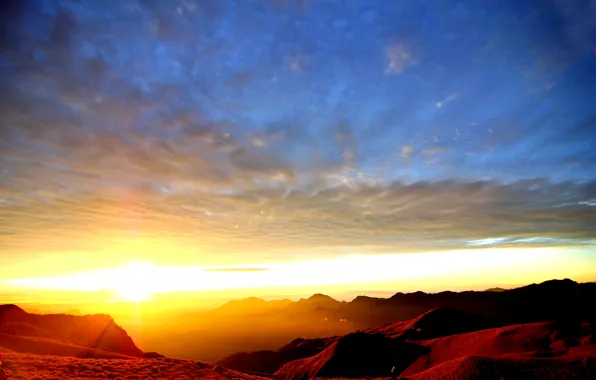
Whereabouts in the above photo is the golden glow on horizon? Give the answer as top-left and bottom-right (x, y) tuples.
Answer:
(110, 262), (156, 303)
(4, 246), (595, 303)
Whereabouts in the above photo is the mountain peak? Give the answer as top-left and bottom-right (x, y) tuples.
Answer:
(517, 278), (580, 293)
(308, 293), (336, 301)
(485, 287), (507, 292)
(541, 278), (577, 286)
(0, 304), (27, 317)
(243, 296), (267, 303)
(352, 295), (378, 302)
(214, 297), (270, 313)
(0, 303), (25, 311)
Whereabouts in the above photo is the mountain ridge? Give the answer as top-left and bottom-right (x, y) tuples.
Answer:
(0, 304), (145, 358)
(217, 278), (585, 309)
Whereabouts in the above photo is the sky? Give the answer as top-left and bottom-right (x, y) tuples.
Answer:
(1, 0), (596, 304)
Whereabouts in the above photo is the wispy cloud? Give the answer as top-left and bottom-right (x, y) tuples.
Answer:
(203, 267), (270, 272)
(384, 41), (415, 74)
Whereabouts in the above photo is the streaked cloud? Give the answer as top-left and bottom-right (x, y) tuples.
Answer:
(435, 93), (459, 109)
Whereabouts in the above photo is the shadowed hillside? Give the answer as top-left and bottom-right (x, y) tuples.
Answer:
(276, 332), (429, 379)
(366, 307), (495, 340)
(218, 336), (338, 374)
(219, 308), (493, 374)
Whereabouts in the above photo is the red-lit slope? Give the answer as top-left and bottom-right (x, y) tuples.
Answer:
(0, 304), (143, 358)
(275, 312), (596, 379)
(402, 320), (596, 377)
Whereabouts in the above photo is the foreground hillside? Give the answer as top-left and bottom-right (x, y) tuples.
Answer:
(274, 316), (596, 379)
(0, 350), (270, 380)
(216, 307), (596, 379)
(0, 305), (273, 379)
(2, 311), (594, 380)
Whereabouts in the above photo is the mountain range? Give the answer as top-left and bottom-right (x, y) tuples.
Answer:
(213, 279), (596, 328)
(1, 278), (595, 379)
(217, 279), (596, 373)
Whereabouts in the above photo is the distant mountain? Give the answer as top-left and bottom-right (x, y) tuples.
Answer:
(484, 287), (507, 292)
(217, 278), (596, 329)
(0, 304), (145, 358)
(212, 297), (294, 315)
(218, 279), (596, 372)
(299, 293), (341, 308)
(213, 293), (343, 315)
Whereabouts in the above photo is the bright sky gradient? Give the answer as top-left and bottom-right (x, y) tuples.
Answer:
(1, 0), (596, 303)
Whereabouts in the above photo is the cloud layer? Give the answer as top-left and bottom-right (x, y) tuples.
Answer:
(1, 0), (595, 269)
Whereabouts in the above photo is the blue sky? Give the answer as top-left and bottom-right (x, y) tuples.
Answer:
(0, 0), (595, 276)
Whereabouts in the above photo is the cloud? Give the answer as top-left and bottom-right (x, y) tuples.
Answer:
(435, 93), (459, 108)
(384, 41), (415, 74)
(229, 147), (294, 179)
(466, 236), (591, 248)
(0, 0), (595, 269)
(203, 267), (269, 272)
(2, 174), (596, 259)
(401, 145), (413, 159)
(421, 147), (443, 156)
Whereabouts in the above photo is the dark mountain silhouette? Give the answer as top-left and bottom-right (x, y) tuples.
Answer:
(0, 304), (144, 358)
(485, 287), (507, 292)
(217, 279), (596, 328)
(218, 279), (596, 373)
(276, 332), (429, 380)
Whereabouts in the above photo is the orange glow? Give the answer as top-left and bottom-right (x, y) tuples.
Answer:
(3, 246), (596, 307)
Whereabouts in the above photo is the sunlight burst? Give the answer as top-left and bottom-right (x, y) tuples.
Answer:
(111, 262), (158, 302)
